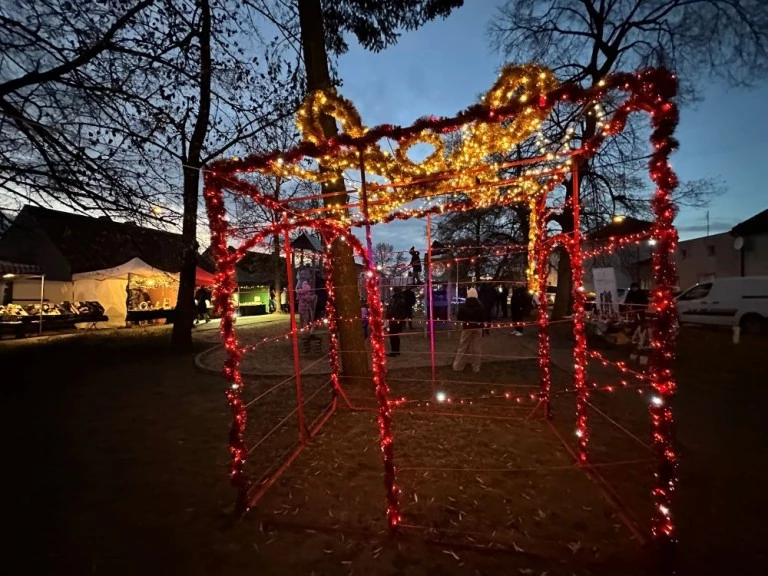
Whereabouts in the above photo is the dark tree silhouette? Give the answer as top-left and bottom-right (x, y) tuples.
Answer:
(489, 0), (768, 318)
(0, 0), (165, 223)
(2, 0), (301, 347)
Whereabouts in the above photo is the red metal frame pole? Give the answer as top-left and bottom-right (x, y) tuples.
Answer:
(426, 213), (436, 397)
(534, 194), (552, 419)
(570, 162), (589, 462)
(321, 250), (342, 402)
(359, 151), (401, 531)
(645, 88), (681, 570)
(283, 214), (308, 445)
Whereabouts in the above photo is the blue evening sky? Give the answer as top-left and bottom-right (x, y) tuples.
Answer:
(334, 0), (768, 250)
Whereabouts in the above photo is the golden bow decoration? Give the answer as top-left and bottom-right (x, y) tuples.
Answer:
(261, 64), (561, 222)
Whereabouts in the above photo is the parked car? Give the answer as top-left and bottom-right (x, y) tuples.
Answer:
(676, 276), (768, 334)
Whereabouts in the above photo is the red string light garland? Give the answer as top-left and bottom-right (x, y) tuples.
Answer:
(202, 66), (680, 570)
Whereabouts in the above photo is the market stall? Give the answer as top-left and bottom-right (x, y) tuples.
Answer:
(2, 260), (108, 338)
(234, 284), (270, 316)
(72, 257), (179, 328)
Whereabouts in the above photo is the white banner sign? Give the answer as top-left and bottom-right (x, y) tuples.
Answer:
(592, 267), (619, 315)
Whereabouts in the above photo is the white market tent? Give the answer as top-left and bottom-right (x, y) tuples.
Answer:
(72, 257), (179, 328)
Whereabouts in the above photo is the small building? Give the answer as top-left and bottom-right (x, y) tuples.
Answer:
(731, 208), (768, 277)
(674, 207), (768, 289)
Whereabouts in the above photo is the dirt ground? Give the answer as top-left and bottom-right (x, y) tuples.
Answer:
(2, 317), (767, 575)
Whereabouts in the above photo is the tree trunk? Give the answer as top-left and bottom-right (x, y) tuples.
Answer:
(550, 112), (596, 320)
(297, 0), (369, 379)
(551, 243), (572, 319)
(171, 0), (212, 350)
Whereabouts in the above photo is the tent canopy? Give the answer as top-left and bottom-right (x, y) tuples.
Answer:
(72, 257), (178, 282)
(196, 266), (216, 286)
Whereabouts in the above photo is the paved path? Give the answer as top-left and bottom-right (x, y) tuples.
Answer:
(197, 319), (546, 376)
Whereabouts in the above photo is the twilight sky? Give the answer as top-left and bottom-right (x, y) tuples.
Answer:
(334, 0), (768, 251)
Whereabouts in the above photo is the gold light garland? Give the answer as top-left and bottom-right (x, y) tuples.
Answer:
(527, 196), (539, 293)
(263, 64), (565, 221)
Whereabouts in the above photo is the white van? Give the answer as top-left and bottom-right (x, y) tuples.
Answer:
(676, 276), (768, 334)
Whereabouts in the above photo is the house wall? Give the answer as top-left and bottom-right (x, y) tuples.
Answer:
(8, 279), (74, 303)
(744, 233), (768, 277)
(674, 232), (741, 290)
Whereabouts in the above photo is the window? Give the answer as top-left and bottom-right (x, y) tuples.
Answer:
(681, 248), (687, 260)
(678, 282), (712, 301)
(706, 245), (716, 257)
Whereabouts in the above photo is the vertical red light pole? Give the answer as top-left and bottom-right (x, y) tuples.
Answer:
(570, 162), (589, 462)
(426, 213), (436, 397)
(359, 152), (401, 531)
(202, 173), (248, 514)
(534, 193), (552, 419)
(283, 214), (308, 445)
(646, 83), (681, 570)
(322, 249), (341, 401)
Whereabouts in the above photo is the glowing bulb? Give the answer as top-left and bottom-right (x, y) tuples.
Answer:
(651, 396), (664, 407)
(575, 429), (583, 438)
(648, 239), (657, 246)
(436, 391), (447, 403)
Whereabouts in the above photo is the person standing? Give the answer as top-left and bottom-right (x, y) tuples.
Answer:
(478, 283), (496, 335)
(269, 285), (277, 313)
(280, 287), (287, 312)
(500, 284), (510, 318)
(510, 285), (529, 336)
(314, 275), (328, 320)
(385, 287), (408, 357)
(194, 285), (210, 324)
(403, 285), (416, 330)
(453, 288), (485, 373)
(409, 247), (422, 284)
(622, 282), (648, 317)
(297, 281), (316, 328)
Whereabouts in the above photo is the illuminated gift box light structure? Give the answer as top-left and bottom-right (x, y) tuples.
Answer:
(203, 64), (680, 568)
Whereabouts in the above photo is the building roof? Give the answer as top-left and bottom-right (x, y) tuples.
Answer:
(235, 250), (286, 285)
(732, 208), (768, 237)
(291, 231), (323, 253)
(200, 246), (287, 286)
(2, 205), (186, 275)
(0, 260), (43, 276)
(588, 216), (654, 241)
